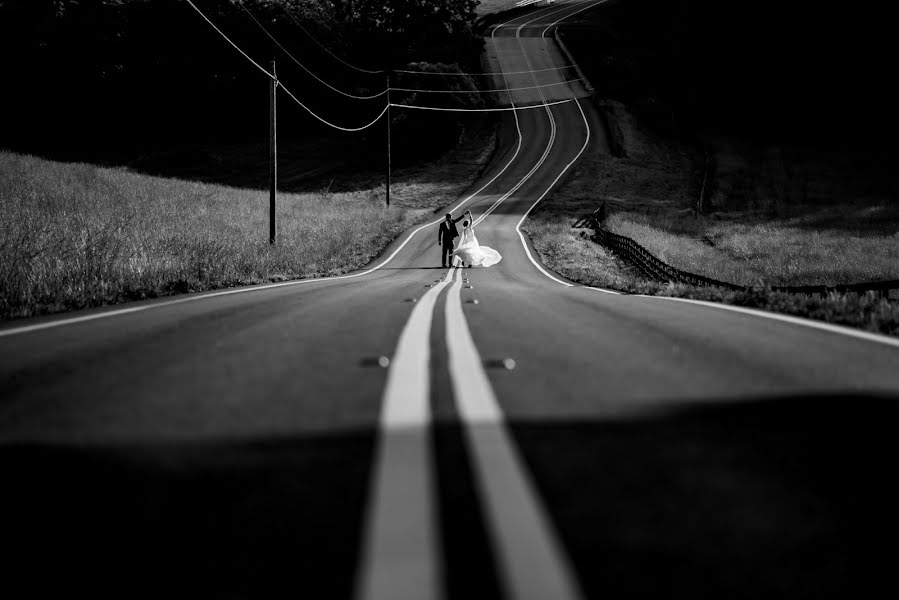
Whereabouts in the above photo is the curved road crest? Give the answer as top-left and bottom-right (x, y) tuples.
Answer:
(2, 1), (899, 599)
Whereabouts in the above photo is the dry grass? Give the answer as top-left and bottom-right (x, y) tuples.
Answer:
(522, 107), (899, 336)
(475, 0), (535, 16)
(608, 211), (899, 287)
(525, 208), (899, 337)
(532, 100), (899, 288)
(522, 217), (639, 290)
(0, 126), (496, 320)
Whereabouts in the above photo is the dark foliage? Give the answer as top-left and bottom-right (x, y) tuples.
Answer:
(563, 0), (898, 149)
(337, 0), (483, 68)
(0, 0), (486, 170)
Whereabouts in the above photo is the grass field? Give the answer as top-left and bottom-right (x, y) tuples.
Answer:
(536, 99), (899, 288)
(523, 133), (899, 336)
(475, 0), (534, 16)
(540, 0), (899, 285)
(0, 125), (496, 320)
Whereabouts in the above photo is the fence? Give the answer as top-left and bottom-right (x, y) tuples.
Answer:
(582, 207), (899, 300)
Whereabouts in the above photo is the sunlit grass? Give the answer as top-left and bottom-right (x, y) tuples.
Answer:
(0, 129), (495, 319)
(475, 0), (533, 16)
(606, 210), (899, 287)
(525, 209), (899, 336)
(523, 148), (899, 336)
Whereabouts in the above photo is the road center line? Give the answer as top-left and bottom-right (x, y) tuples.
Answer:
(355, 267), (455, 600)
(444, 267), (583, 600)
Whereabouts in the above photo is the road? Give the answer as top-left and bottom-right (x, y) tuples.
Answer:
(2, 1), (899, 598)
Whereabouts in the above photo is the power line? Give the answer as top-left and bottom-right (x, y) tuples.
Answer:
(239, 1), (584, 98)
(390, 99), (573, 112)
(239, 0), (579, 100)
(277, 2), (385, 75)
(241, 0), (590, 100)
(184, 0), (388, 132)
(185, 1), (581, 128)
(184, 0), (272, 80)
(281, 86), (390, 131)
(273, 2), (579, 79)
(238, 0), (388, 100)
(394, 64), (575, 76)
(391, 77), (584, 94)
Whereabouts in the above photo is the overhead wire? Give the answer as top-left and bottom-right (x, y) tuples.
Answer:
(185, 0), (583, 124)
(184, 0), (274, 81)
(237, 0), (388, 100)
(247, 0), (586, 94)
(271, 0), (577, 80)
(393, 64), (575, 76)
(243, 0), (585, 96)
(184, 0), (388, 132)
(271, 1), (579, 79)
(276, 1), (385, 75)
(391, 77), (584, 94)
(280, 86), (391, 131)
(392, 99), (573, 112)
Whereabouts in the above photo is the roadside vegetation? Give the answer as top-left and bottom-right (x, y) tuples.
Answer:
(0, 0), (487, 177)
(0, 124), (496, 320)
(524, 121), (899, 337)
(525, 0), (899, 336)
(0, 0), (499, 320)
(525, 166), (899, 337)
(475, 0), (527, 15)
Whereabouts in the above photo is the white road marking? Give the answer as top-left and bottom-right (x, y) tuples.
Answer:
(0, 208), (476, 338)
(478, 0), (621, 294)
(444, 267), (583, 600)
(513, 0), (619, 293)
(473, 6), (566, 228)
(0, 3), (608, 340)
(640, 295), (899, 350)
(355, 267), (456, 600)
(584, 285), (621, 295)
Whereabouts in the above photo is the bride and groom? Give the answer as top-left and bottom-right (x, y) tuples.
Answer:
(437, 210), (502, 269)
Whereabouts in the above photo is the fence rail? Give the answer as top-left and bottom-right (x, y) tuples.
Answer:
(583, 210), (899, 300)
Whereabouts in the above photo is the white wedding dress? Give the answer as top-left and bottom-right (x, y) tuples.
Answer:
(451, 223), (502, 267)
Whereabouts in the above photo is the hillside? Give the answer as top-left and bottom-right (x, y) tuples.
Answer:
(539, 0), (899, 286)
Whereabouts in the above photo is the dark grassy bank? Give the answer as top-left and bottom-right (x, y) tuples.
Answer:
(524, 0), (899, 336)
(559, 0), (899, 215)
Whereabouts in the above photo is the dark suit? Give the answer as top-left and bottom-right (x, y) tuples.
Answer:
(438, 215), (465, 267)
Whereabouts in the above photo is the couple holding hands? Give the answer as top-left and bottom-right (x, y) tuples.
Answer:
(437, 210), (502, 269)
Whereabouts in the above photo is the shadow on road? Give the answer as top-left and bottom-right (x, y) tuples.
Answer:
(2, 392), (896, 599)
(509, 391), (899, 599)
(1, 431), (376, 600)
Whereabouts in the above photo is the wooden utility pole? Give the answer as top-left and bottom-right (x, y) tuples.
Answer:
(385, 71), (391, 207)
(270, 60), (277, 244)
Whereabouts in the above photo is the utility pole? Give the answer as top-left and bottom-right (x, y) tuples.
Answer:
(385, 71), (391, 207)
(269, 60), (277, 244)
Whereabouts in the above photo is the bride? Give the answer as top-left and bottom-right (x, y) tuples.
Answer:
(452, 210), (502, 268)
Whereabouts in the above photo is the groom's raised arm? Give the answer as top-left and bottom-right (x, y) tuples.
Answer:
(452, 214), (465, 223)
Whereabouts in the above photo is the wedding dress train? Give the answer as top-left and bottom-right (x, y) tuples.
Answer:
(451, 224), (502, 267)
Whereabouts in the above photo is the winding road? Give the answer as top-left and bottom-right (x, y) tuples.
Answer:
(2, 1), (899, 598)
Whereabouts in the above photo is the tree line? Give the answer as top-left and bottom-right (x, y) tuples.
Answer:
(0, 0), (488, 165)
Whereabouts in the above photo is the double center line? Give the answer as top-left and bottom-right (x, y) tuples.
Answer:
(355, 264), (581, 600)
(357, 4), (604, 597)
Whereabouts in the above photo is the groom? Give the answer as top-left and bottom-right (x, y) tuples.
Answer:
(437, 212), (465, 268)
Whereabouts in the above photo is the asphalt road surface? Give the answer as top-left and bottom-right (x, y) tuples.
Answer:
(2, 1), (899, 599)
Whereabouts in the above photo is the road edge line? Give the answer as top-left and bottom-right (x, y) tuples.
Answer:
(639, 294), (899, 349)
